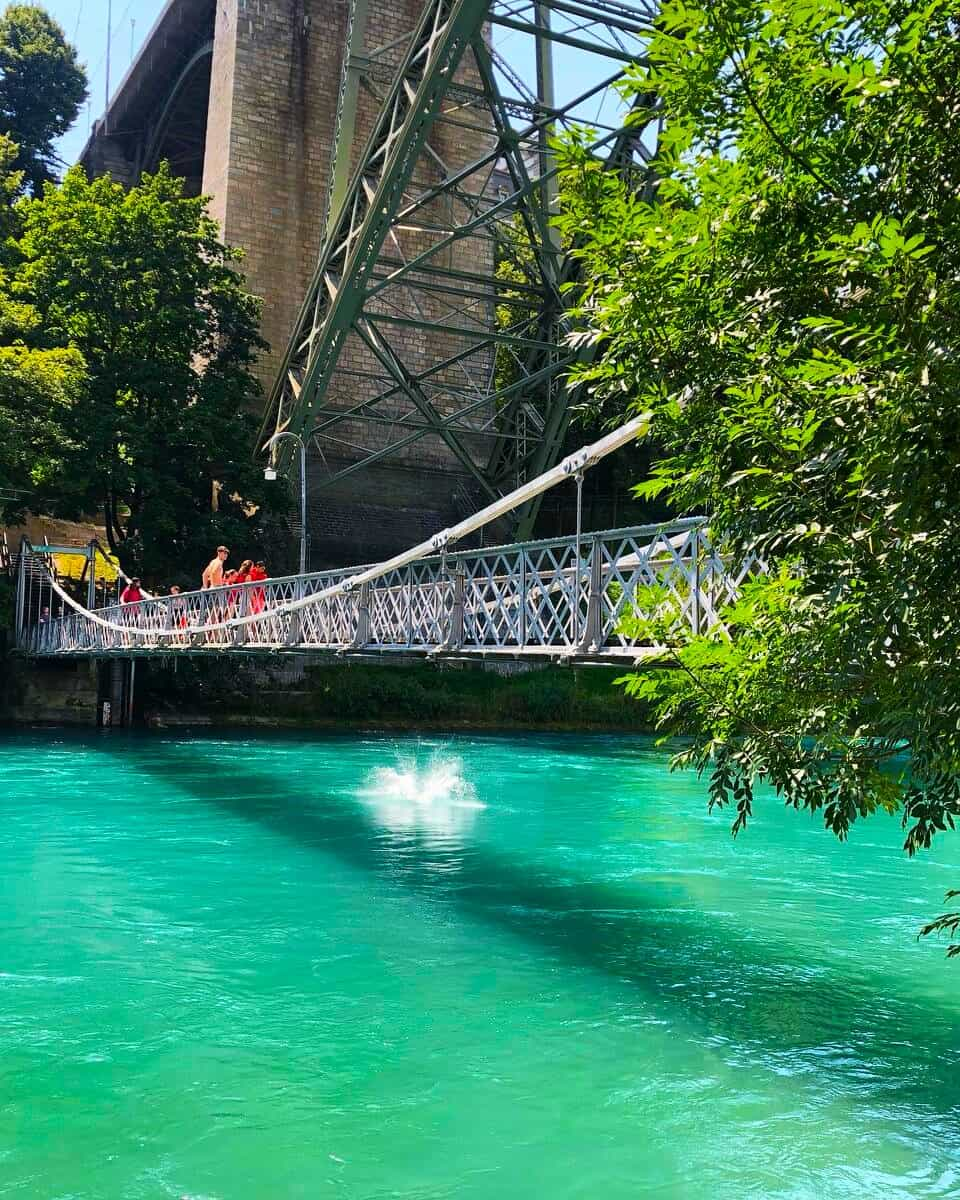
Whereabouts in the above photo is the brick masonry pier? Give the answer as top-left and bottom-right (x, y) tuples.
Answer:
(81, 0), (493, 566)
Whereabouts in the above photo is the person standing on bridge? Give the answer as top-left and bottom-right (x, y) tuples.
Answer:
(202, 546), (229, 590)
(249, 560), (268, 617)
(120, 577), (144, 605)
(201, 546), (230, 643)
(120, 577), (145, 646)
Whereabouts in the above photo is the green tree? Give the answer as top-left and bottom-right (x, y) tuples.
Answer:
(557, 0), (960, 948)
(11, 163), (282, 580)
(0, 133), (85, 515)
(0, 343), (86, 512)
(0, 4), (86, 193)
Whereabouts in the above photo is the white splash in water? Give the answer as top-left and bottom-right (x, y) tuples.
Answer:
(358, 752), (484, 840)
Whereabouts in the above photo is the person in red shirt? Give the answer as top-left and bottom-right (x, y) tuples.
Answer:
(227, 559), (252, 618)
(120, 577), (144, 642)
(120, 577), (144, 604)
(223, 568), (243, 618)
(249, 560), (268, 615)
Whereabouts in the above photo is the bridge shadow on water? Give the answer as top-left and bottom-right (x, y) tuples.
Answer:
(99, 736), (960, 1121)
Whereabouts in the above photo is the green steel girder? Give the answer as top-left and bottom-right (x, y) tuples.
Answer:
(260, 0), (658, 537)
(302, 352), (580, 492)
(261, 0), (490, 438)
(355, 317), (500, 500)
(324, 0), (371, 238)
(489, 15), (641, 62)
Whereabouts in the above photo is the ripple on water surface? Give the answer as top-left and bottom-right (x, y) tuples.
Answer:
(0, 730), (958, 1200)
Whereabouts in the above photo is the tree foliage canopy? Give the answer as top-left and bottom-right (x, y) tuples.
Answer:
(6, 164), (282, 579)
(557, 0), (960, 947)
(0, 3), (86, 193)
(0, 6), (286, 587)
(0, 132), (85, 515)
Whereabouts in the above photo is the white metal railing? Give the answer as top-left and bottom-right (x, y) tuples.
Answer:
(12, 416), (763, 661)
(17, 519), (761, 660)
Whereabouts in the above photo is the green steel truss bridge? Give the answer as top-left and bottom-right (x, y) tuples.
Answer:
(14, 421), (761, 664)
(259, 0), (659, 538)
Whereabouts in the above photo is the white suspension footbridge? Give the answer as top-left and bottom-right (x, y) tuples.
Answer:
(13, 419), (760, 665)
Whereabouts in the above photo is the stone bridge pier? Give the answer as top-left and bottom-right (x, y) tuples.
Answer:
(82, 0), (493, 567)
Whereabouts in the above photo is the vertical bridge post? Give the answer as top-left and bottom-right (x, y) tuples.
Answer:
(352, 581), (371, 649)
(286, 578), (303, 646)
(577, 536), (604, 653)
(233, 587), (249, 646)
(518, 550), (527, 649)
(444, 564), (465, 651)
(691, 525), (703, 637)
(15, 537), (26, 647)
(86, 540), (97, 611)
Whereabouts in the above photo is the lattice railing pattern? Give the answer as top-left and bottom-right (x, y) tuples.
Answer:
(20, 520), (763, 660)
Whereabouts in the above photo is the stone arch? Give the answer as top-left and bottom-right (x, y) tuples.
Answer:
(141, 41), (214, 196)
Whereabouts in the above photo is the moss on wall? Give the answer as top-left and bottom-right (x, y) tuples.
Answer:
(1, 656), (99, 726)
(140, 656), (654, 732)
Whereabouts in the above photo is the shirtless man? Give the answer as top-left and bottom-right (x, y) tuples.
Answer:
(202, 546), (229, 590)
(201, 546), (230, 643)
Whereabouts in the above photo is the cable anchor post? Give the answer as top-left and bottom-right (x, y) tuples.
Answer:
(573, 469), (585, 648)
(351, 581), (372, 649)
(441, 546), (465, 652)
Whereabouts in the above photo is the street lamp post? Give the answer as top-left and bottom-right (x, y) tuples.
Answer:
(262, 431), (307, 577)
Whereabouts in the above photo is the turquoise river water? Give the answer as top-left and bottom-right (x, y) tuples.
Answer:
(0, 729), (958, 1199)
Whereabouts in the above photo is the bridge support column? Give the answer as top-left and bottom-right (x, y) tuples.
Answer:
(100, 662), (136, 724)
(127, 659), (137, 727)
(101, 658), (137, 728)
(86, 540), (97, 611)
(109, 660), (124, 725)
(14, 540), (26, 646)
(519, 551), (527, 649)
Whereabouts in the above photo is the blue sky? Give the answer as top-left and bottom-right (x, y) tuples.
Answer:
(45, 0), (632, 171)
(47, 0), (167, 167)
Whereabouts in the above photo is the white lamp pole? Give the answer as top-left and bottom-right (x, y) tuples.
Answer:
(262, 431), (307, 576)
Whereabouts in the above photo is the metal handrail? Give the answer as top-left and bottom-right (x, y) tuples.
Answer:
(19, 521), (761, 659)
(19, 415), (655, 641)
(13, 414), (764, 659)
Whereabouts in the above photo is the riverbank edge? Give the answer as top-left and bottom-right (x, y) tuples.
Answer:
(143, 713), (656, 734)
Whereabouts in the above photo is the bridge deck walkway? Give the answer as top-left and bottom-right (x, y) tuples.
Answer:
(13, 421), (760, 666)
(16, 518), (756, 665)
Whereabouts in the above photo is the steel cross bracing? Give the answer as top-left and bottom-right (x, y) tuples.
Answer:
(259, 0), (659, 537)
(17, 522), (764, 662)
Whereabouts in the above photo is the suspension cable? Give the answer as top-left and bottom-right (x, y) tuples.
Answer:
(24, 414), (651, 641)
